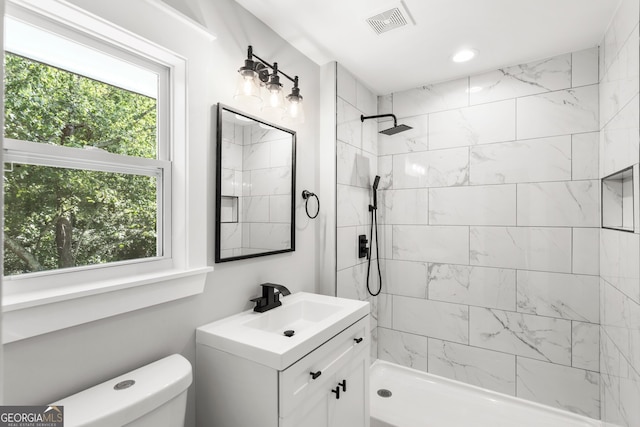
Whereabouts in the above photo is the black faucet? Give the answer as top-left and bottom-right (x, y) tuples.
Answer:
(250, 283), (291, 313)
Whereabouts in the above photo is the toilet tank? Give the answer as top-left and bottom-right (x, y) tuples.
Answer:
(51, 354), (192, 427)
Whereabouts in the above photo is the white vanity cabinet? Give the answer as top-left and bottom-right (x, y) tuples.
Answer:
(196, 315), (370, 427)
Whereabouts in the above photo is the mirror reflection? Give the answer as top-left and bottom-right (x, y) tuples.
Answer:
(216, 104), (296, 262)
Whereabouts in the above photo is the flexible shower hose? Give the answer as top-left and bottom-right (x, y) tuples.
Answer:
(366, 207), (382, 296)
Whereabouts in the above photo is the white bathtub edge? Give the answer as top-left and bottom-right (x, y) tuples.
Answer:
(370, 359), (605, 427)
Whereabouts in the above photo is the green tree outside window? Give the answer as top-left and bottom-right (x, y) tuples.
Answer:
(4, 53), (159, 275)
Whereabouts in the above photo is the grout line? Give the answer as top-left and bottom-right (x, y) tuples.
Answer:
(514, 96), (518, 142)
(571, 227), (574, 274)
(570, 50), (574, 88)
(515, 355), (518, 397)
(570, 320), (574, 368)
(515, 183), (519, 227)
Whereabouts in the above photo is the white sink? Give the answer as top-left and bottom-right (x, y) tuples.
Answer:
(243, 299), (343, 334)
(196, 292), (369, 370)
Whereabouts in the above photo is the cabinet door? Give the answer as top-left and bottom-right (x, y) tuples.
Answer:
(280, 386), (330, 427)
(282, 347), (369, 427)
(328, 347), (369, 427)
(279, 317), (369, 419)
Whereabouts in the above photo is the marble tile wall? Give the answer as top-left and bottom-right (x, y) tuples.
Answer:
(335, 64), (380, 360)
(219, 123), (244, 257)
(599, 0), (640, 426)
(219, 123), (293, 256)
(375, 47), (602, 418)
(242, 128), (293, 252)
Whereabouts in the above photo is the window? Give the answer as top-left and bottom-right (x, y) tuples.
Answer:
(4, 14), (171, 281)
(2, 0), (211, 343)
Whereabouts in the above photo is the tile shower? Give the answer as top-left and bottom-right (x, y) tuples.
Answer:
(333, 0), (640, 424)
(376, 46), (601, 418)
(219, 121), (293, 257)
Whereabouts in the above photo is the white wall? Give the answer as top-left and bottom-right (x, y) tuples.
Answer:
(2, 1), (320, 426)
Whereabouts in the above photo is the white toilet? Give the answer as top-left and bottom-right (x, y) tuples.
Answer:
(51, 354), (192, 427)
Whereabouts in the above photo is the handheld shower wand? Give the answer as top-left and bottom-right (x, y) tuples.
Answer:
(367, 175), (382, 296)
(370, 175), (380, 211)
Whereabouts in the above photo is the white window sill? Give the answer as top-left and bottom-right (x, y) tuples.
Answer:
(2, 267), (212, 343)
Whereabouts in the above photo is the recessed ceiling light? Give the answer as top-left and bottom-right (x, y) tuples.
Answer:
(452, 49), (477, 63)
(467, 86), (483, 93)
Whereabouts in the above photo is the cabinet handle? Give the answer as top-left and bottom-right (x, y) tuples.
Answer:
(331, 386), (340, 399)
(339, 379), (347, 392)
(310, 371), (322, 380)
(354, 337), (363, 344)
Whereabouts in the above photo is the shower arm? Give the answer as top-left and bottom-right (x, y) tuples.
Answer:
(360, 113), (398, 127)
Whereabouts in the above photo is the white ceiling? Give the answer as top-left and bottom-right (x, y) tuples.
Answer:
(233, 0), (620, 95)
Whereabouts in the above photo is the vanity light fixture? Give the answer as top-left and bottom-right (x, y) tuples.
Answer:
(234, 45), (305, 123)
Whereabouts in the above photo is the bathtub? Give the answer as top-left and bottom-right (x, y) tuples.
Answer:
(370, 360), (603, 427)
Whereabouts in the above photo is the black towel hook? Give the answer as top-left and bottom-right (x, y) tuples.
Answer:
(301, 190), (320, 219)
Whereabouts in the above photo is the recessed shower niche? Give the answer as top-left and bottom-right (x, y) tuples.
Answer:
(602, 166), (636, 232)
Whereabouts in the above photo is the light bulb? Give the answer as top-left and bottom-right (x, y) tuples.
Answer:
(289, 101), (299, 118)
(285, 95), (304, 124)
(261, 85), (285, 121)
(269, 90), (281, 108)
(242, 77), (255, 96)
(234, 73), (261, 108)
(285, 76), (304, 124)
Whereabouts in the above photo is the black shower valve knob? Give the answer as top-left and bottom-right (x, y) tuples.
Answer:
(358, 234), (369, 258)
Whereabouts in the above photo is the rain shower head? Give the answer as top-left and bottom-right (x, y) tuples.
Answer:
(360, 114), (412, 135)
(380, 123), (413, 135)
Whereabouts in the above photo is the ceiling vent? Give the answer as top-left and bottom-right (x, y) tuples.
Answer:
(365, 1), (414, 35)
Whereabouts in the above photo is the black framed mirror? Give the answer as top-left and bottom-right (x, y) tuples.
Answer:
(215, 103), (296, 262)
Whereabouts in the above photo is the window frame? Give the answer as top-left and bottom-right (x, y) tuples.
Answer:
(3, 137), (173, 280)
(2, 0), (211, 343)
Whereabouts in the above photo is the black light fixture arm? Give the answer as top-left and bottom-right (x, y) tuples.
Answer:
(361, 113), (398, 127)
(246, 45), (298, 85)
